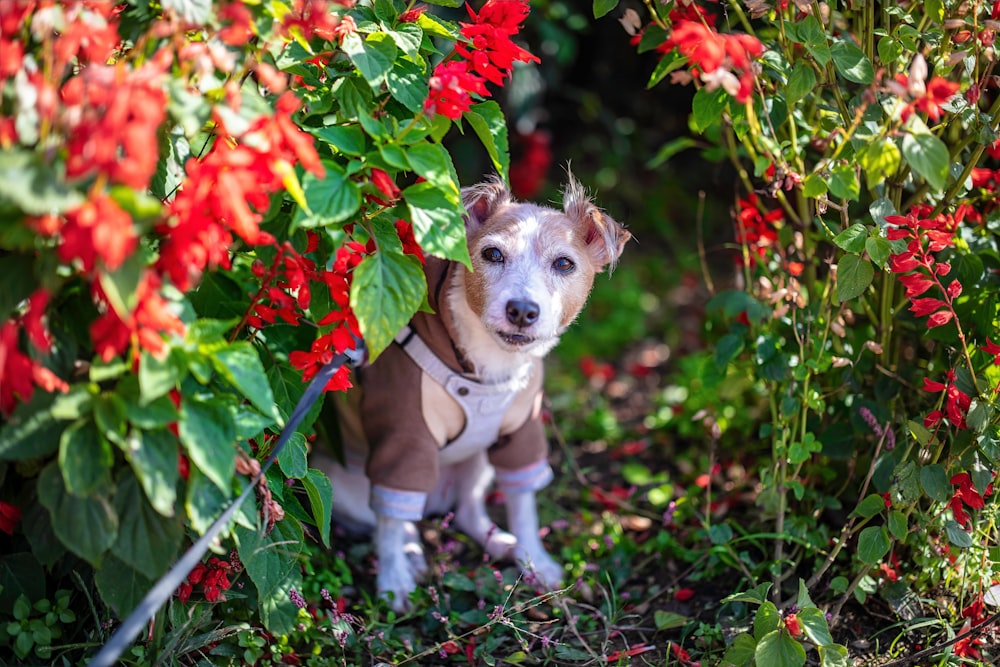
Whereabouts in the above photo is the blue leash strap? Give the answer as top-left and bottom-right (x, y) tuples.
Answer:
(87, 346), (359, 667)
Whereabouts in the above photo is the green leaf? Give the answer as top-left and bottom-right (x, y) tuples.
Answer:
(857, 525), (890, 564)
(124, 429), (179, 517)
(802, 173), (828, 198)
(0, 254), (36, 322)
(113, 472), (183, 580)
(865, 236), (892, 268)
(756, 629), (806, 667)
(653, 610), (688, 630)
(828, 163), (860, 201)
(405, 142), (460, 195)
(185, 468), (233, 536)
(877, 36), (903, 66)
(312, 125), (367, 156)
(851, 493), (886, 519)
(818, 643), (850, 667)
(351, 251), (426, 359)
(37, 463), (117, 565)
(179, 396), (236, 493)
(837, 254), (873, 302)
(97, 250), (145, 319)
(277, 432), (309, 480)
(0, 150), (83, 215)
(341, 32), (397, 90)
(58, 419), (113, 497)
(295, 161), (362, 229)
(139, 350), (182, 404)
(647, 137), (698, 169)
(404, 181), (470, 265)
(925, 0), (944, 22)
(237, 519), (305, 634)
(123, 392), (177, 430)
(945, 519), (974, 548)
(212, 342), (281, 422)
(831, 39), (874, 84)
(647, 50), (686, 88)
(387, 23), (422, 57)
(754, 601), (780, 641)
(691, 87), (729, 134)
(833, 223), (868, 253)
(919, 464), (950, 502)
(786, 64), (817, 106)
(901, 132), (949, 191)
(888, 510), (908, 541)
(722, 582), (772, 605)
(714, 333), (745, 369)
(797, 607), (834, 646)
(593, 0), (619, 18)
(0, 554), (46, 616)
(721, 633), (756, 666)
(797, 14), (831, 67)
(302, 469), (333, 548)
(0, 391), (64, 461)
(386, 57), (428, 113)
(94, 553), (153, 618)
(466, 101), (510, 183)
(858, 138), (901, 188)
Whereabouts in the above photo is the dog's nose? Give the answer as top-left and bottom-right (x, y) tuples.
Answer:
(506, 299), (540, 327)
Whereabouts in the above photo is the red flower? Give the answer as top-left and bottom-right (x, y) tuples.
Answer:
(0, 320), (69, 415)
(980, 337), (1000, 365)
(370, 168), (402, 204)
(922, 370), (972, 431)
(61, 61), (168, 191)
(510, 129), (551, 199)
(399, 5), (428, 23)
(914, 77), (960, 122)
(176, 557), (234, 603)
(734, 193), (782, 266)
(953, 620), (985, 659)
(456, 0), (540, 86)
(395, 219), (425, 264)
(662, 21), (762, 102)
(218, 2), (256, 46)
(60, 195), (138, 273)
(949, 472), (989, 527)
(90, 271), (186, 362)
(784, 612), (802, 637)
(674, 587), (696, 601)
(0, 501), (21, 535)
(424, 60), (488, 120)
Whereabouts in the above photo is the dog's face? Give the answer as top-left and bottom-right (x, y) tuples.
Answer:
(458, 174), (630, 356)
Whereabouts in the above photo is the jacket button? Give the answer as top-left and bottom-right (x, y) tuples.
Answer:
(457, 386), (469, 396)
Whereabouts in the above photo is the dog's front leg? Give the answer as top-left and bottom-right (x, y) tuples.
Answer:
(505, 490), (564, 589)
(374, 516), (427, 612)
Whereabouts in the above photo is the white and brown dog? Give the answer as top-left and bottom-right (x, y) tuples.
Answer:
(313, 173), (629, 611)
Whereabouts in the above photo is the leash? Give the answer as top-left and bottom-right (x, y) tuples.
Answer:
(87, 341), (365, 667)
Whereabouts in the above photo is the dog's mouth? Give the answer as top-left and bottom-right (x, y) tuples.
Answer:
(495, 331), (536, 347)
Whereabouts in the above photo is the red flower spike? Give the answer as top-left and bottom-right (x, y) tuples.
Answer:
(0, 501), (21, 535)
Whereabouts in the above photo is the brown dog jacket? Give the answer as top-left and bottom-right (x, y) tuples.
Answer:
(336, 256), (553, 520)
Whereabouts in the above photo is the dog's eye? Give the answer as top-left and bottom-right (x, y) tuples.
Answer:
(481, 247), (504, 263)
(552, 257), (575, 274)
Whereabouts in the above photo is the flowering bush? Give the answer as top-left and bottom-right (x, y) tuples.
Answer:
(0, 0), (539, 659)
(610, 0), (1000, 662)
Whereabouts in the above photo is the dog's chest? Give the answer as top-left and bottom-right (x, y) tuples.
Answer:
(419, 360), (540, 464)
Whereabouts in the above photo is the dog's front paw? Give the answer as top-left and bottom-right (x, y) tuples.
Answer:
(376, 557), (418, 612)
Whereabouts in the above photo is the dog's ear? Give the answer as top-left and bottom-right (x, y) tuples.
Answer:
(461, 176), (512, 231)
(562, 173), (631, 272)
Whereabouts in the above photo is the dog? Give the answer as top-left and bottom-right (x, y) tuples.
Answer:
(312, 173), (629, 611)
